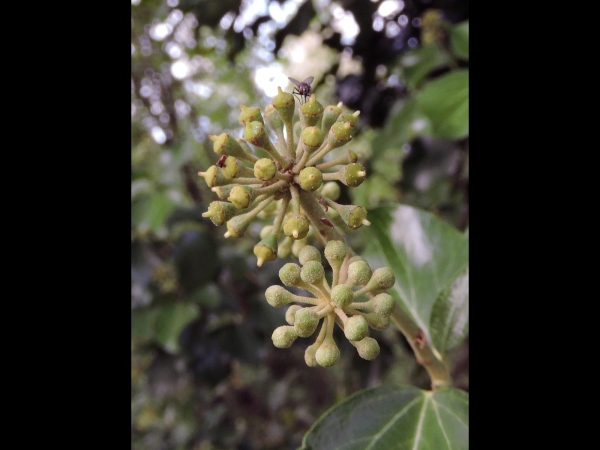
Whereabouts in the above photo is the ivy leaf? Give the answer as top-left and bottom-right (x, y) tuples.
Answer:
(416, 70), (469, 140)
(301, 386), (468, 450)
(154, 303), (200, 353)
(364, 205), (468, 352)
(401, 43), (452, 89)
(450, 21), (469, 60)
(430, 267), (469, 352)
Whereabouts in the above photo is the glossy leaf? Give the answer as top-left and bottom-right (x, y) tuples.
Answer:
(365, 205), (468, 351)
(430, 267), (469, 352)
(416, 70), (469, 140)
(450, 21), (469, 60)
(301, 385), (468, 450)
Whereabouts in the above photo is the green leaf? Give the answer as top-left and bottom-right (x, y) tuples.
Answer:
(401, 44), (451, 89)
(301, 386), (468, 450)
(430, 267), (469, 352)
(416, 70), (469, 140)
(364, 205), (468, 352)
(154, 303), (200, 353)
(450, 21), (469, 60)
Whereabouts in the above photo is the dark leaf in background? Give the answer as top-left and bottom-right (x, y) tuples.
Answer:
(173, 229), (219, 294)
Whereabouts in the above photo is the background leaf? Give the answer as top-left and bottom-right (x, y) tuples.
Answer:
(416, 70), (469, 140)
(450, 21), (469, 60)
(430, 267), (469, 352)
(301, 385), (468, 450)
(365, 205), (468, 351)
(154, 302), (200, 353)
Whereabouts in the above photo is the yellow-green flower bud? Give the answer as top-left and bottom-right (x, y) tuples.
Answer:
(355, 336), (380, 360)
(372, 293), (396, 317)
(253, 234), (278, 267)
(291, 238), (308, 258)
(300, 126), (325, 153)
(279, 262), (302, 286)
(347, 260), (373, 286)
(299, 95), (324, 128)
(285, 304), (303, 325)
(300, 260), (325, 285)
(320, 181), (340, 200)
(327, 121), (354, 148)
(372, 268), (396, 290)
(321, 103), (343, 133)
(283, 215), (310, 240)
(364, 312), (391, 331)
(253, 158), (277, 181)
(304, 341), (320, 367)
(265, 285), (293, 307)
(224, 213), (255, 238)
(278, 236), (293, 258)
(272, 87), (295, 124)
(298, 245), (321, 265)
(243, 121), (273, 150)
(238, 105), (264, 125)
(331, 284), (353, 308)
(198, 165), (229, 188)
(336, 111), (360, 129)
(260, 225), (274, 239)
(220, 156), (238, 179)
(271, 325), (298, 348)
(315, 337), (340, 367)
(264, 103), (284, 134)
(294, 308), (319, 337)
(339, 163), (367, 187)
(334, 204), (369, 229)
(211, 185), (234, 200)
(324, 240), (347, 264)
(210, 133), (257, 162)
(227, 185), (255, 210)
(202, 201), (238, 226)
(344, 315), (369, 341)
(298, 167), (323, 191)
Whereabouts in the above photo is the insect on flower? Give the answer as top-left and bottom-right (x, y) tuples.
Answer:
(288, 76), (314, 105)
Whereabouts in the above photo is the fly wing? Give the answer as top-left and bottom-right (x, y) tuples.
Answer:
(302, 76), (314, 86)
(288, 77), (302, 87)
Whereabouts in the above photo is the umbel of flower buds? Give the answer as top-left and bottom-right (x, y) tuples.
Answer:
(266, 241), (396, 367)
(200, 88), (371, 266)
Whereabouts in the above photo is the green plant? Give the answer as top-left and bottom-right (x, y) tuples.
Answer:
(199, 83), (468, 448)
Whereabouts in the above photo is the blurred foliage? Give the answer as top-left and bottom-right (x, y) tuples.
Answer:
(132, 0), (468, 448)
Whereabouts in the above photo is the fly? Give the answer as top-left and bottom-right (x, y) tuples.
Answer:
(288, 76), (314, 105)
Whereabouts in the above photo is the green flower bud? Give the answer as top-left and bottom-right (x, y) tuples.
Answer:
(243, 121), (273, 150)
(285, 304), (303, 325)
(321, 103), (343, 133)
(225, 214), (252, 238)
(299, 95), (324, 128)
(202, 201), (238, 226)
(324, 240), (347, 265)
(333, 204), (370, 229)
(272, 87), (295, 124)
(211, 184), (234, 200)
(278, 236), (293, 258)
(265, 285), (293, 307)
(348, 150), (358, 163)
(315, 337), (340, 367)
(283, 215), (310, 240)
(300, 127), (325, 153)
(291, 238), (307, 258)
(330, 284), (354, 308)
(327, 121), (354, 149)
(298, 167), (323, 191)
(279, 263), (302, 286)
(320, 181), (341, 201)
(294, 308), (319, 337)
(304, 341), (320, 367)
(347, 256), (365, 265)
(300, 260), (325, 285)
(372, 293), (396, 317)
(198, 165), (229, 188)
(355, 336), (380, 360)
(220, 156), (238, 179)
(364, 312), (391, 331)
(210, 133), (256, 162)
(372, 268), (396, 290)
(227, 185), (255, 210)
(298, 245), (321, 265)
(339, 163), (367, 187)
(253, 158), (277, 181)
(344, 315), (369, 341)
(253, 234), (278, 267)
(271, 325), (298, 348)
(238, 105), (264, 125)
(347, 260), (373, 286)
(264, 102), (284, 134)
(336, 110), (360, 129)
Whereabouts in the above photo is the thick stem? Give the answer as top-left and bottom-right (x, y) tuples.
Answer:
(390, 307), (451, 390)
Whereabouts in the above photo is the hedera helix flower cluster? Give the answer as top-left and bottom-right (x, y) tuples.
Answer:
(199, 86), (396, 366)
